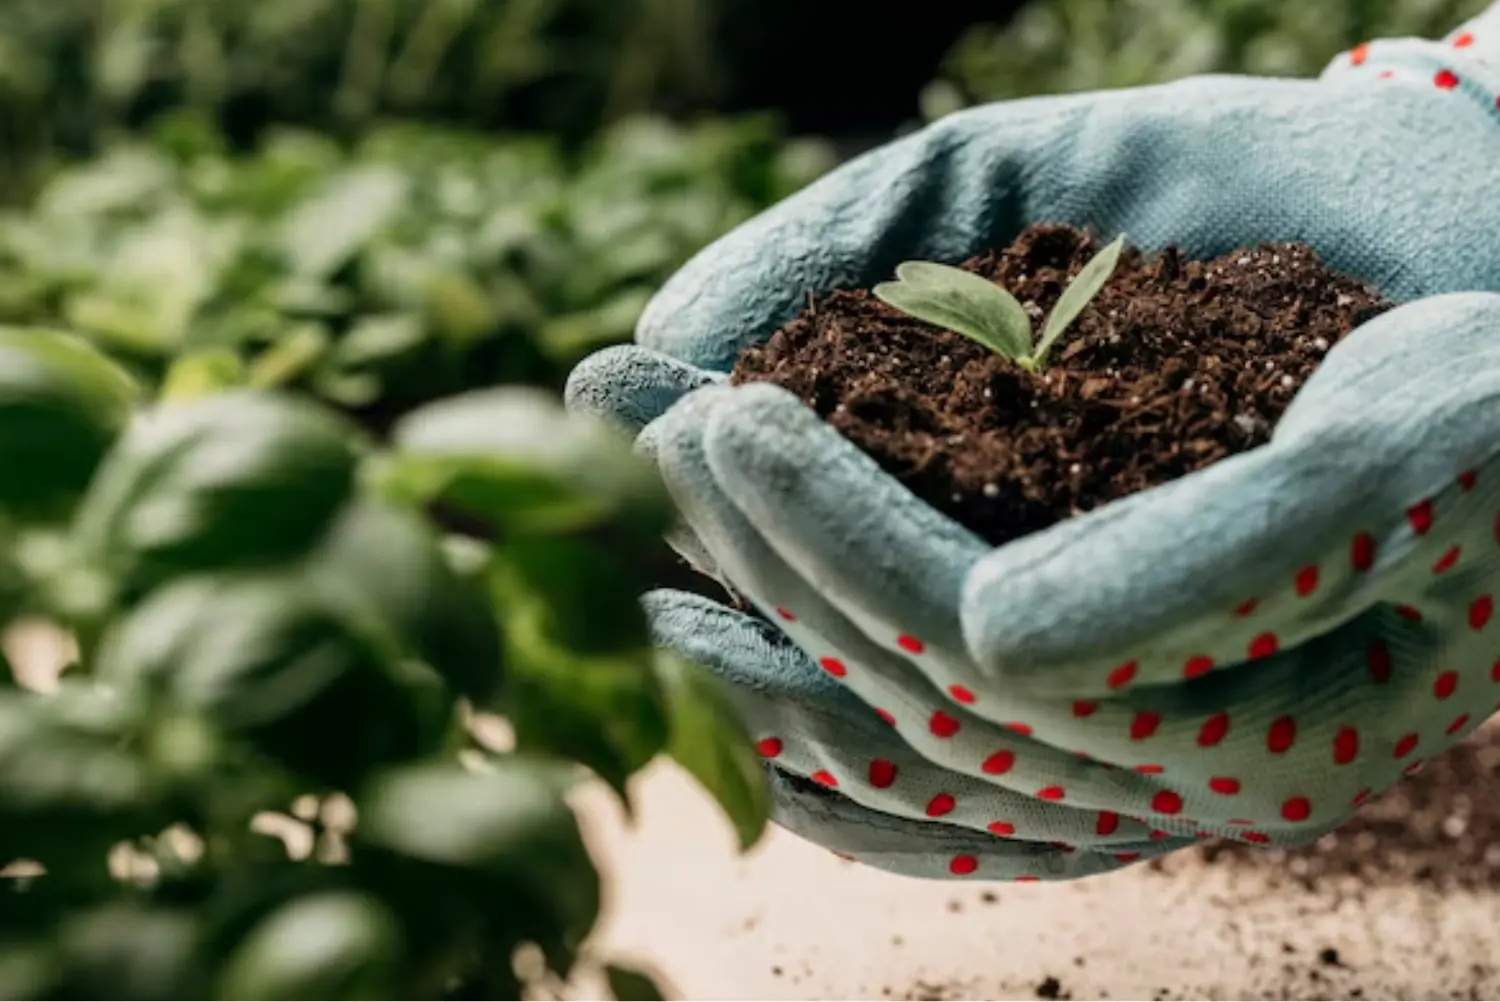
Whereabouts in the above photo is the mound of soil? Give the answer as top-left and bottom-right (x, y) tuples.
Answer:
(730, 223), (1390, 546)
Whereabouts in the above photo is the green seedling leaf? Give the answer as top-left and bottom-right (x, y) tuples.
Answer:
(73, 391), (361, 598)
(1032, 233), (1126, 367)
(95, 573), (446, 788)
(216, 893), (402, 1002)
(389, 387), (672, 537)
(874, 261), (1032, 359)
(656, 653), (769, 852)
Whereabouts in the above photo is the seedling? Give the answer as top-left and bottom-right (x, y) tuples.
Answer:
(873, 233), (1126, 371)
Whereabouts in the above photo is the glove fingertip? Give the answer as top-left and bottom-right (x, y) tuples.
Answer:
(642, 589), (852, 708)
(563, 344), (718, 435)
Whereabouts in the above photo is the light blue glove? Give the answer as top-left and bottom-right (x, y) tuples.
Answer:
(567, 5), (1500, 881)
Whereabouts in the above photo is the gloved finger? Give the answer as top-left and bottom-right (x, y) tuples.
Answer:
(562, 343), (719, 436)
(643, 589), (1192, 881)
(637, 76), (1500, 374)
(963, 293), (1500, 697)
(698, 381), (989, 678)
(649, 391), (1200, 836)
(762, 766), (1182, 883)
(682, 376), (1480, 840)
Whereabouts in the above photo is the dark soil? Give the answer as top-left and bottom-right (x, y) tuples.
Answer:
(1198, 722), (1500, 892)
(730, 223), (1391, 547)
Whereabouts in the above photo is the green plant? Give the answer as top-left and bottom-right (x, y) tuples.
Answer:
(872, 234), (1124, 370)
(0, 0), (728, 181)
(0, 325), (767, 999)
(922, 0), (1489, 116)
(0, 113), (832, 430)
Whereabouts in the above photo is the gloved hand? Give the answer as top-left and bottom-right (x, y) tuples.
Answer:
(567, 4), (1500, 881)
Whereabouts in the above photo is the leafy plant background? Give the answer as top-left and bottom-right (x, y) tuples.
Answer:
(923, 0), (1493, 118)
(0, 0), (1481, 999)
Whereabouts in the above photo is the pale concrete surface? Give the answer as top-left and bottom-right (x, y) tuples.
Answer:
(576, 762), (1500, 1001)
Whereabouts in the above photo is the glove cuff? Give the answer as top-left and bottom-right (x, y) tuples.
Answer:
(1320, 0), (1500, 120)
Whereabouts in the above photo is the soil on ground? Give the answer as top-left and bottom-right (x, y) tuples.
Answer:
(730, 223), (1391, 546)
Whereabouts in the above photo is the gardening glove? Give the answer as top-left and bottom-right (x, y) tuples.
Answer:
(566, 2), (1500, 882)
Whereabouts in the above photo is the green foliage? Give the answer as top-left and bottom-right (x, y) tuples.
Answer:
(925, 0), (1490, 112)
(0, 0), (728, 177)
(873, 235), (1124, 370)
(0, 327), (769, 999)
(0, 113), (832, 428)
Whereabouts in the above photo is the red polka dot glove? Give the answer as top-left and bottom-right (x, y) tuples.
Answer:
(567, 3), (1500, 882)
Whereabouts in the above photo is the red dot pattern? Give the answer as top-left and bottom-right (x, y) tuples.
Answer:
(930, 711), (960, 738)
(761, 462), (1500, 868)
(1472, 595), (1494, 630)
(1248, 632), (1279, 659)
(1333, 726), (1359, 765)
(1433, 546), (1461, 574)
(981, 750), (1015, 775)
(1130, 711), (1161, 741)
(1434, 671), (1458, 700)
(1198, 712), (1230, 747)
(1267, 716), (1297, 754)
(1183, 655), (1215, 679)
(926, 792), (956, 817)
(1435, 68), (1460, 89)
(1107, 660), (1137, 689)
(1408, 499), (1434, 534)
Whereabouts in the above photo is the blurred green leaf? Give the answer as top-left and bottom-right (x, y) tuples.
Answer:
(389, 386), (672, 536)
(608, 963), (668, 1001)
(216, 892), (402, 1001)
(278, 165), (409, 278)
(53, 904), (204, 1001)
(95, 572), (447, 787)
(0, 685), (163, 864)
(656, 653), (769, 852)
(73, 390), (361, 597)
(309, 499), (504, 704)
(491, 539), (667, 793)
(159, 348), (247, 401)
(358, 758), (601, 968)
(0, 327), (141, 521)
